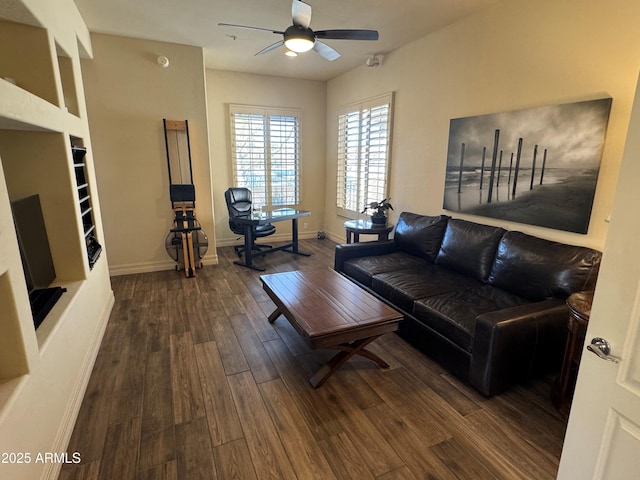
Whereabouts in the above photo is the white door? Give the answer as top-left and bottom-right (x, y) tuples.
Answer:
(557, 76), (640, 479)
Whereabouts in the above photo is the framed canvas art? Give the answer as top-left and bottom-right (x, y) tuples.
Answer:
(443, 98), (612, 233)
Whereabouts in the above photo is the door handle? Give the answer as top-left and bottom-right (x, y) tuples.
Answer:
(587, 337), (620, 363)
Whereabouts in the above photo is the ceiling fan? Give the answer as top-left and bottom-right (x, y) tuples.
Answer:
(218, 0), (379, 61)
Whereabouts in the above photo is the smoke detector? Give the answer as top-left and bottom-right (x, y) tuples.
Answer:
(157, 56), (170, 68)
(365, 54), (382, 67)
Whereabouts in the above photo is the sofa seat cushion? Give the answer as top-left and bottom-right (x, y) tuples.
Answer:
(412, 286), (530, 352)
(488, 231), (602, 301)
(342, 252), (430, 287)
(371, 265), (482, 312)
(435, 219), (506, 282)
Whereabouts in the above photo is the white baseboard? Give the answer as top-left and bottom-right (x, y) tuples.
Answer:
(109, 252), (219, 277)
(325, 231), (345, 244)
(110, 231), (327, 276)
(41, 291), (114, 480)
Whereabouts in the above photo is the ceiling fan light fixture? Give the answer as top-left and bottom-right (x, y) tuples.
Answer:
(220, 1), (380, 62)
(285, 49), (298, 57)
(284, 26), (315, 52)
(285, 38), (314, 52)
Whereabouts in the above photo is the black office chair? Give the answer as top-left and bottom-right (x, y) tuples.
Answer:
(224, 187), (276, 257)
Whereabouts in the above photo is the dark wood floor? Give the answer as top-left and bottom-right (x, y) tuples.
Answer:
(60, 238), (567, 480)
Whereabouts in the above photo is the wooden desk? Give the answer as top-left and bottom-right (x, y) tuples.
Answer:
(344, 219), (393, 244)
(232, 208), (311, 271)
(261, 269), (402, 388)
(552, 291), (593, 415)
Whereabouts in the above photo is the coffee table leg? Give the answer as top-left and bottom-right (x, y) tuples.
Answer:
(309, 335), (388, 388)
(267, 307), (282, 324)
(331, 343), (390, 367)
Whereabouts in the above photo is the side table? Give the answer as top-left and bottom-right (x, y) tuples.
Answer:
(344, 219), (393, 244)
(552, 291), (593, 416)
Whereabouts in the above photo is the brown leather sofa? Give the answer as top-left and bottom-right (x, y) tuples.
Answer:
(334, 212), (602, 396)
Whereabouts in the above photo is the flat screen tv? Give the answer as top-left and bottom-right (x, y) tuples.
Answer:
(11, 194), (64, 329)
(11, 194), (56, 291)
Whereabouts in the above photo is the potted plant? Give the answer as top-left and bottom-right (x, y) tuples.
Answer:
(362, 198), (393, 226)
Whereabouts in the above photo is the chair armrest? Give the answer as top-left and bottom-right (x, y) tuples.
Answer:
(469, 298), (568, 396)
(334, 240), (398, 271)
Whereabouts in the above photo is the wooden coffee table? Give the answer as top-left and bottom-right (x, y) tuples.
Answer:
(260, 269), (402, 388)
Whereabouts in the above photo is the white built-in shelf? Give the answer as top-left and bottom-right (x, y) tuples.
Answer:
(0, 9), (98, 391)
(0, 79), (61, 131)
(0, 80), (85, 136)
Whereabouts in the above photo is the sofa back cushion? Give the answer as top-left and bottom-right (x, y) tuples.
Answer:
(435, 219), (505, 282)
(488, 231), (602, 301)
(394, 212), (450, 262)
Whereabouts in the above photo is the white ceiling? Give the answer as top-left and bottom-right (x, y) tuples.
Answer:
(72, 0), (500, 81)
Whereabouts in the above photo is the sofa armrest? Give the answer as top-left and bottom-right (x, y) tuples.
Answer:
(334, 240), (398, 271)
(469, 298), (568, 396)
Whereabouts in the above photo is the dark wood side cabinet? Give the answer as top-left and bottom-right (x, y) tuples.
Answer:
(552, 291), (594, 416)
(344, 219), (394, 244)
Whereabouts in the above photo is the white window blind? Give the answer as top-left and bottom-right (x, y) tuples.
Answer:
(336, 93), (393, 216)
(230, 105), (300, 209)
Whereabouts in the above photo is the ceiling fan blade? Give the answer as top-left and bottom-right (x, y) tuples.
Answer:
(315, 29), (379, 41)
(292, 0), (312, 29)
(218, 23), (284, 35)
(313, 41), (340, 61)
(256, 40), (285, 56)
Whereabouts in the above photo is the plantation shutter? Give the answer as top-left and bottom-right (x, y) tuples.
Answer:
(269, 114), (300, 206)
(336, 93), (393, 216)
(230, 105), (300, 209)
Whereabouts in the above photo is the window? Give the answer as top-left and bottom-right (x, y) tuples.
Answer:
(230, 105), (301, 209)
(336, 93), (393, 216)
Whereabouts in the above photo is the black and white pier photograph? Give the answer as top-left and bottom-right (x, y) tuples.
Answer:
(443, 98), (612, 233)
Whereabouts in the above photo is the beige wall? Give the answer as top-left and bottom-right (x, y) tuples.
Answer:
(325, 0), (640, 250)
(206, 69), (326, 246)
(82, 34), (215, 275)
(89, 0), (640, 261)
